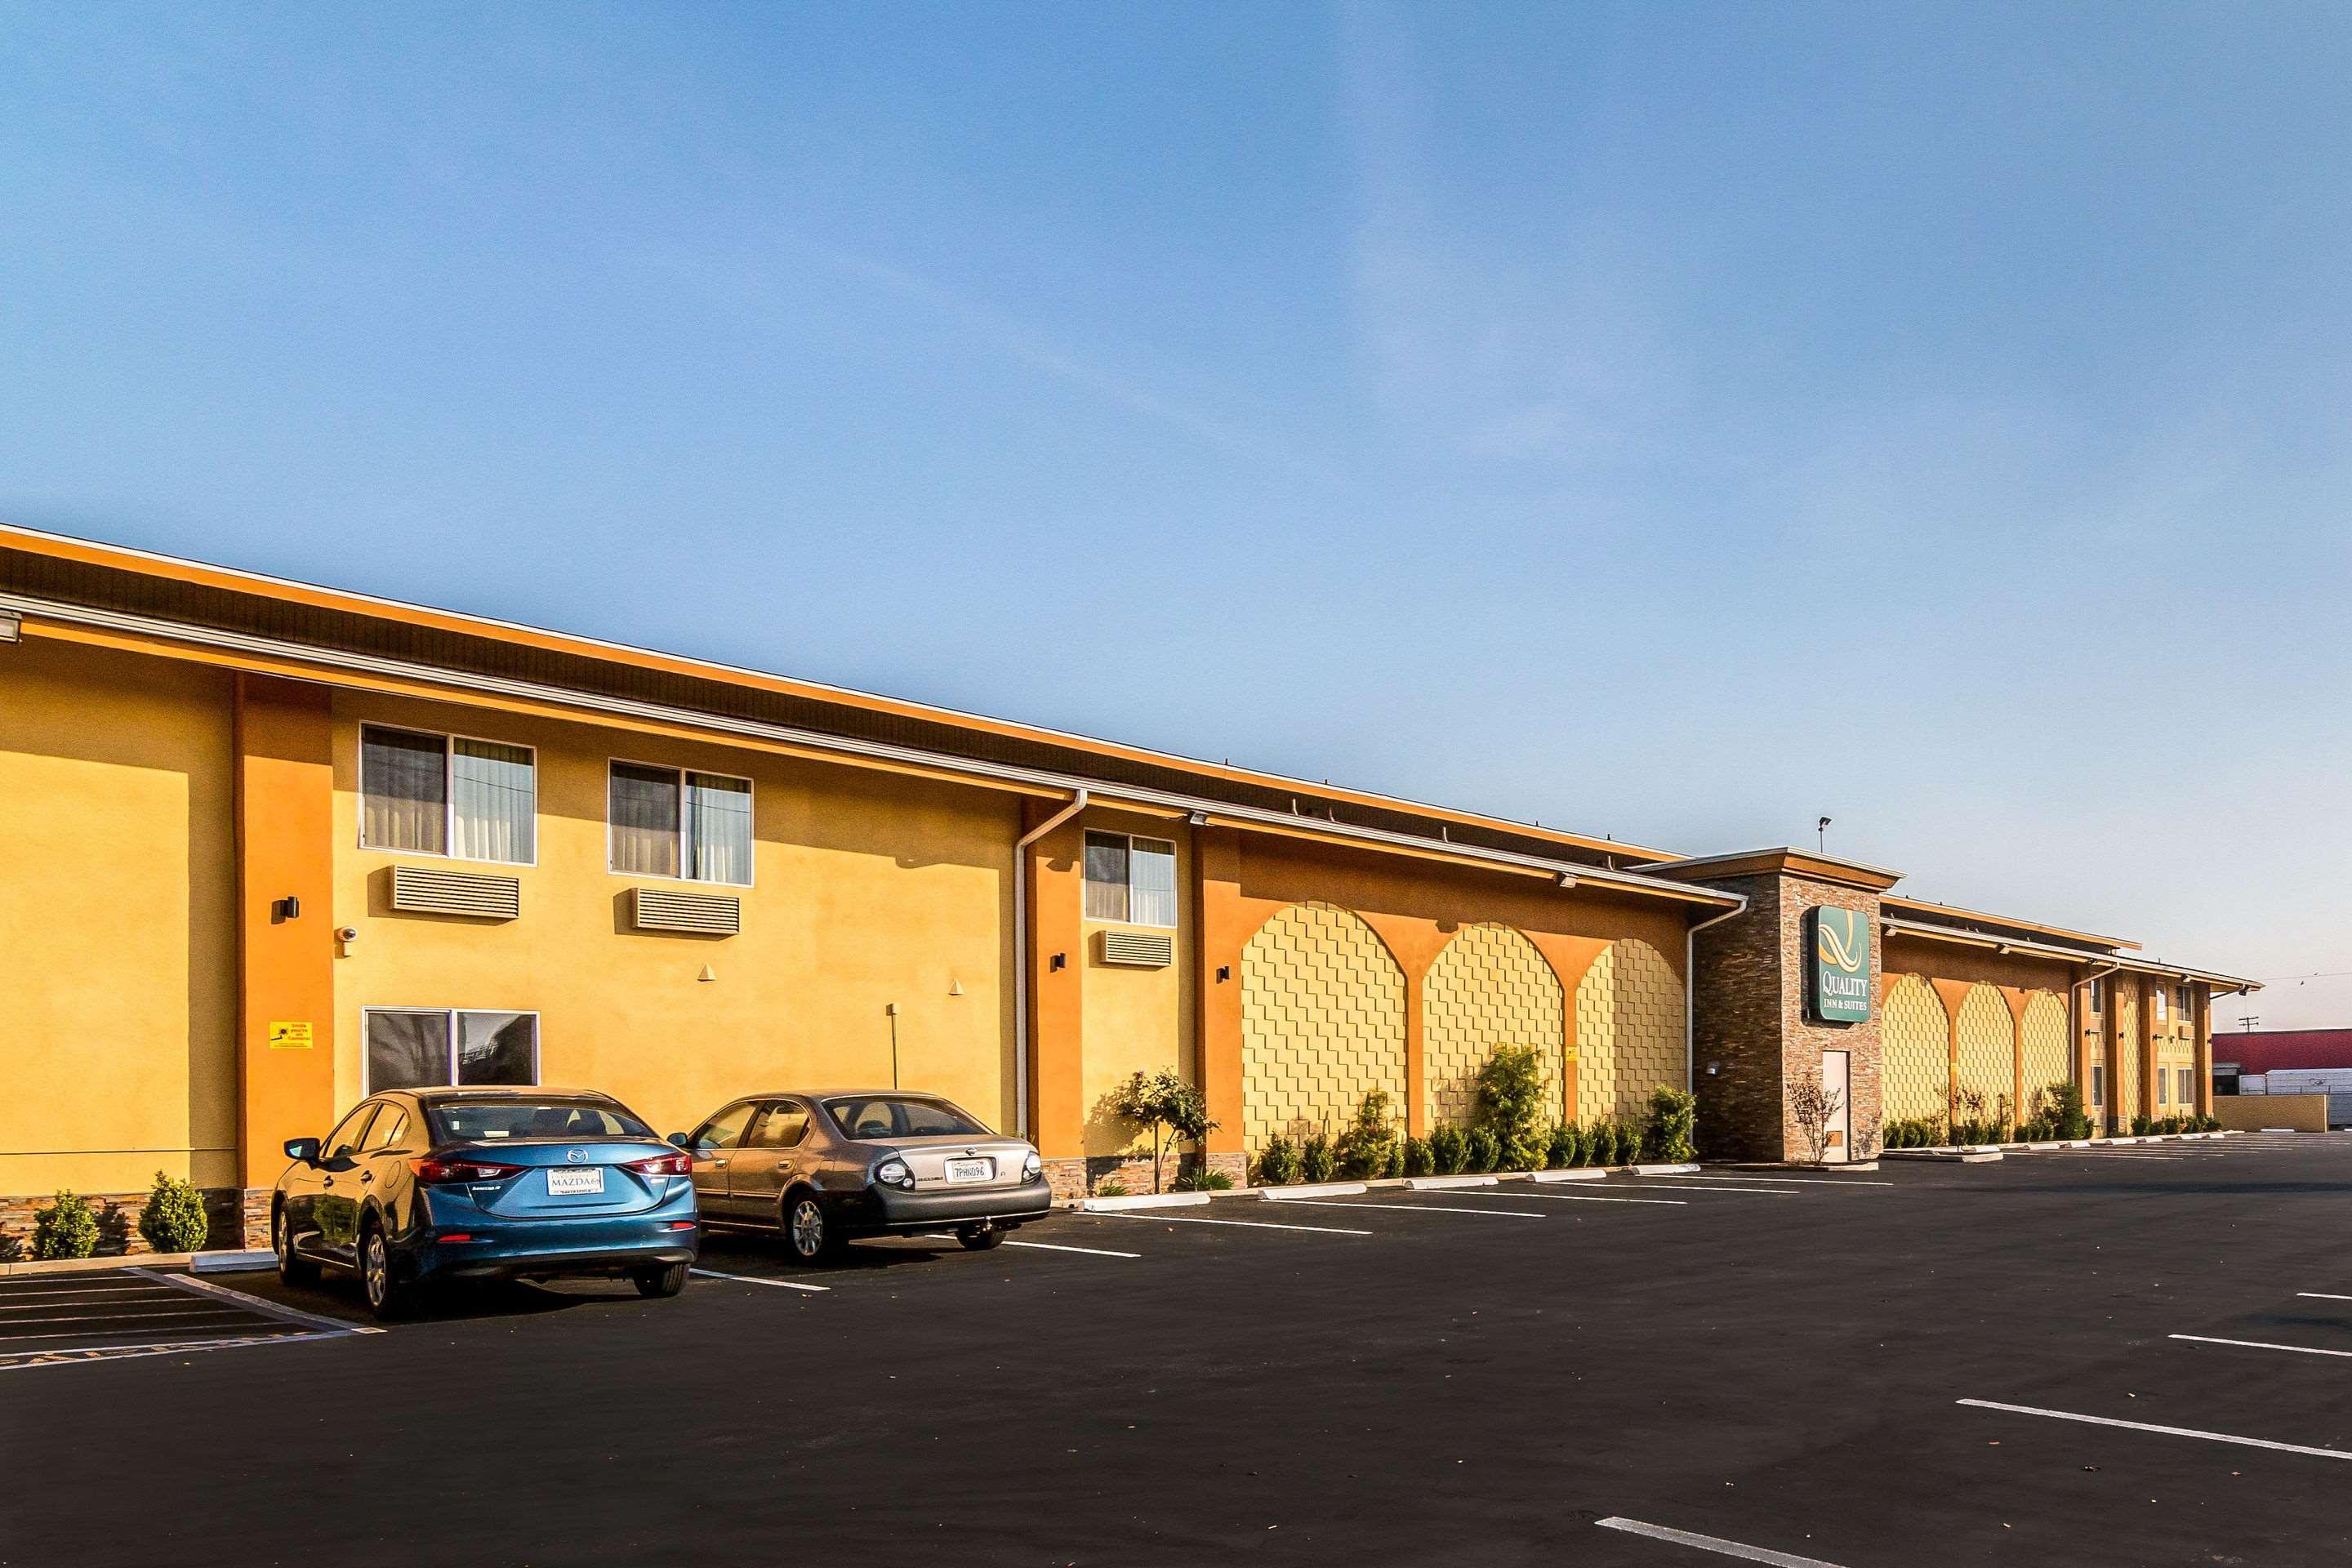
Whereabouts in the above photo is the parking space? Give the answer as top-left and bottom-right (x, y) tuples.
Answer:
(3, 1134), (2346, 1565)
(0, 1267), (375, 1371)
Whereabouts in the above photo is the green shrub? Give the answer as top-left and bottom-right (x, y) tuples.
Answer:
(1173, 1165), (1234, 1192)
(1402, 1136), (1434, 1177)
(1472, 1044), (1547, 1151)
(1610, 1119), (1637, 1165)
(1334, 1089), (1401, 1179)
(32, 1191), (99, 1260)
(1255, 1135), (1301, 1187)
(1645, 1086), (1697, 1164)
(2130, 1113), (2152, 1136)
(1300, 1134), (1335, 1183)
(1464, 1127), (1500, 1174)
(1094, 1176), (1129, 1197)
(1428, 1125), (1468, 1175)
(1546, 1122), (1581, 1169)
(0, 1232), (23, 1264)
(136, 1169), (210, 1254)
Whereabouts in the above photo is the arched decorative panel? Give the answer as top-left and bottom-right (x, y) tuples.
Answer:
(1573, 938), (1685, 1124)
(2115, 989), (2140, 1120)
(1954, 984), (2015, 1116)
(1882, 975), (1951, 1124)
(2020, 991), (2069, 1110)
(1422, 924), (1566, 1129)
(1241, 902), (1407, 1150)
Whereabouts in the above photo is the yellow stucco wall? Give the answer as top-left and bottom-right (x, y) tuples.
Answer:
(1882, 975), (1950, 1124)
(1953, 983), (2014, 1117)
(328, 692), (1020, 1143)
(1423, 924), (1564, 1129)
(1572, 938), (1684, 1124)
(0, 637), (239, 1192)
(1240, 902), (1407, 1150)
(2020, 991), (2069, 1109)
(1078, 810), (1196, 1157)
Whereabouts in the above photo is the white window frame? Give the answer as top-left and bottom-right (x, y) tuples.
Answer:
(1081, 831), (1178, 929)
(358, 723), (539, 867)
(361, 1007), (541, 1095)
(2154, 988), (2168, 1023)
(604, 758), (755, 888)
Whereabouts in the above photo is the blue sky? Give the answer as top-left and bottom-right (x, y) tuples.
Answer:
(4, 3), (2347, 1024)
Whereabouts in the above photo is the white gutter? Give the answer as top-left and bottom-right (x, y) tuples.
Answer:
(1011, 789), (1088, 1140)
(1880, 915), (2257, 991)
(0, 592), (1736, 913)
(1683, 897), (1750, 1090)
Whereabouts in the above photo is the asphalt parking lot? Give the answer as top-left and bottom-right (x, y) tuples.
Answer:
(4, 1132), (2349, 1567)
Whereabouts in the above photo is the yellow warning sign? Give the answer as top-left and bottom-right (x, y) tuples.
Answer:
(267, 1021), (314, 1049)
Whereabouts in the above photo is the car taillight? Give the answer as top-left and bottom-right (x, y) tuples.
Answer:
(626, 1152), (693, 1178)
(412, 1155), (523, 1184)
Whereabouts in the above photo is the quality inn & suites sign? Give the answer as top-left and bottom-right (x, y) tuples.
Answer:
(1807, 906), (1872, 1024)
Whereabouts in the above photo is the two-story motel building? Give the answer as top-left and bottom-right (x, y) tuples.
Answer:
(0, 526), (2258, 1247)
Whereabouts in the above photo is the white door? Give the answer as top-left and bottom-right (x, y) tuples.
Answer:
(1823, 1051), (1853, 1163)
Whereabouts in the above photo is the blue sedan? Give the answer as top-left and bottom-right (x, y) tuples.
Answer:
(272, 1087), (699, 1320)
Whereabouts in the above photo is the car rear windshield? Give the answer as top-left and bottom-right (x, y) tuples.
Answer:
(426, 1099), (652, 1143)
(823, 1096), (988, 1140)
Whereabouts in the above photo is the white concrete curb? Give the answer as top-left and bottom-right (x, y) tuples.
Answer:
(191, 1249), (275, 1273)
(1074, 1192), (1211, 1212)
(1530, 1168), (1610, 1183)
(1632, 1162), (1702, 1175)
(1258, 1182), (1368, 1201)
(1408, 1174), (1499, 1190)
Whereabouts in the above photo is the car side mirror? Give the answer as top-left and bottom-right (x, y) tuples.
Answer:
(284, 1137), (322, 1165)
(667, 1131), (690, 1149)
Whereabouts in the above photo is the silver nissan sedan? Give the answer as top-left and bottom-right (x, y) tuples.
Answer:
(677, 1089), (1052, 1263)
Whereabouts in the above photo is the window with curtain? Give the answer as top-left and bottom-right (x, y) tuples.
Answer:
(364, 1009), (538, 1092)
(608, 762), (753, 884)
(361, 727), (448, 854)
(360, 725), (535, 864)
(1082, 831), (1178, 928)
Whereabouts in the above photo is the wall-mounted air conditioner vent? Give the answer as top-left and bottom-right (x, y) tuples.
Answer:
(1099, 929), (1174, 969)
(390, 865), (520, 920)
(631, 886), (742, 936)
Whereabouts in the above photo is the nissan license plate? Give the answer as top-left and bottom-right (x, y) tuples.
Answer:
(945, 1157), (993, 1184)
(547, 1166), (604, 1196)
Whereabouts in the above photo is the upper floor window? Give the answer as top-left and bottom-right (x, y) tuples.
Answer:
(2154, 987), (2168, 1023)
(360, 724), (536, 865)
(1083, 831), (1177, 927)
(2086, 977), (2105, 1012)
(608, 761), (753, 885)
(2176, 984), (2192, 1013)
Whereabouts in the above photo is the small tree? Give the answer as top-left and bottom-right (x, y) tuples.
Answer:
(1109, 1069), (1218, 1194)
(137, 1170), (210, 1254)
(1334, 1089), (1400, 1179)
(1789, 1079), (1845, 1167)
(1472, 1045), (1548, 1168)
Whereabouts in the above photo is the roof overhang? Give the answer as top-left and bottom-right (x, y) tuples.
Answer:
(1639, 847), (1905, 893)
(1880, 916), (2261, 991)
(1880, 894), (2137, 953)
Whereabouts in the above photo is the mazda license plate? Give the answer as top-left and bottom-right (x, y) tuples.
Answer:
(547, 1166), (604, 1196)
(945, 1157), (993, 1184)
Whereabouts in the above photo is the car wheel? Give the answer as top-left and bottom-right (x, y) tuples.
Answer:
(632, 1262), (689, 1298)
(360, 1223), (418, 1321)
(956, 1225), (1005, 1251)
(784, 1192), (840, 1263)
(274, 1205), (319, 1285)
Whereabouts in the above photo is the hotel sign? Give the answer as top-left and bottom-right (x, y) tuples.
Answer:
(1808, 907), (1872, 1024)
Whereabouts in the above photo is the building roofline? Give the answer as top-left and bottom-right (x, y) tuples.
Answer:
(1879, 916), (2261, 991)
(1879, 894), (2140, 954)
(1638, 847), (1907, 893)
(0, 522), (1676, 865)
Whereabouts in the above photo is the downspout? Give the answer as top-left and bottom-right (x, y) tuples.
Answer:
(1012, 788), (1088, 1141)
(1683, 897), (1750, 1093)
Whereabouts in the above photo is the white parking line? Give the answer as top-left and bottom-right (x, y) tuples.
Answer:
(915, 1233), (1141, 1260)
(1957, 1398), (2352, 1460)
(1670, 1175), (1895, 1188)
(1085, 1212), (1374, 1236)
(2172, 1334), (2352, 1360)
(1275, 1199), (1548, 1218)
(133, 1267), (385, 1335)
(1608, 1181), (1797, 1196)
(1595, 1516), (1846, 1566)
(1477, 1190), (1688, 1206)
(0, 1330), (343, 1373)
(689, 1267), (830, 1293)
(2297, 1292), (2352, 1303)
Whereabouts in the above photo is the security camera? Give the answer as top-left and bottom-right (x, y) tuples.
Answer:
(334, 926), (359, 943)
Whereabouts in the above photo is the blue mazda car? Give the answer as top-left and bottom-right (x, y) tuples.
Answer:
(272, 1087), (699, 1320)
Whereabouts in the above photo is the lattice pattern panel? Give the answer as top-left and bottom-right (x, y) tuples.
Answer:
(1954, 984), (2016, 1117)
(1423, 924), (1565, 1129)
(1882, 976), (1951, 1123)
(2020, 991), (2069, 1112)
(1241, 902), (1407, 1149)
(1573, 938), (1685, 1123)
(2115, 991), (2140, 1119)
